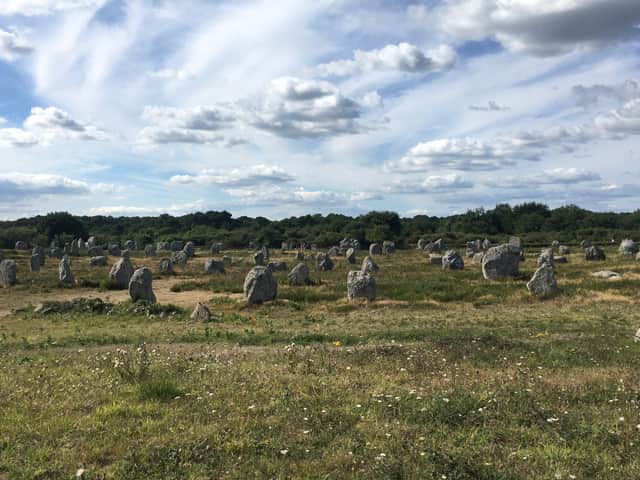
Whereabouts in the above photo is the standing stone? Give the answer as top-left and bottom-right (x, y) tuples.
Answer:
(261, 246), (270, 262)
(585, 246), (606, 261)
(508, 236), (524, 255)
(128, 267), (156, 304)
(0, 259), (17, 287)
(32, 246), (45, 266)
(171, 250), (188, 265)
(551, 240), (560, 251)
(361, 256), (379, 274)
(347, 270), (376, 301)
(15, 241), (28, 251)
(244, 266), (277, 305)
(369, 243), (382, 256)
(63, 243), (71, 256)
(109, 257), (134, 289)
(267, 261), (288, 272)
(59, 256), (75, 285)
(144, 245), (156, 257)
(295, 251), (305, 262)
(108, 243), (121, 257)
(71, 239), (80, 256)
(159, 258), (174, 275)
(619, 239), (638, 256)
(482, 238), (492, 250)
(288, 263), (312, 286)
(190, 302), (211, 322)
(157, 241), (170, 251)
(30, 254), (41, 272)
(184, 241), (196, 258)
(204, 259), (225, 274)
(537, 248), (555, 268)
(442, 250), (464, 270)
(527, 264), (559, 298)
(87, 236), (97, 248)
(88, 246), (104, 257)
(346, 248), (357, 264)
(90, 256), (108, 267)
(558, 246), (571, 255)
(170, 240), (185, 252)
(417, 239), (426, 250)
(210, 242), (222, 254)
(316, 252), (334, 272)
(253, 250), (265, 266)
(382, 241), (396, 254)
(124, 240), (136, 251)
(482, 244), (521, 280)
(223, 255), (232, 267)
(328, 246), (340, 257)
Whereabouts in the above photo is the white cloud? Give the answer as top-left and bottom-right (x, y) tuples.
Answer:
(0, 0), (102, 16)
(0, 172), (113, 200)
(485, 168), (602, 189)
(594, 98), (640, 134)
(427, 0), (640, 56)
(0, 29), (33, 61)
(317, 42), (456, 77)
(87, 200), (207, 216)
(246, 76), (366, 138)
(572, 79), (640, 107)
(388, 173), (473, 194)
(147, 68), (194, 81)
(0, 128), (39, 147)
(469, 100), (510, 112)
(170, 164), (294, 187)
(225, 185), (348, 206)
(350, 191), (383, 202)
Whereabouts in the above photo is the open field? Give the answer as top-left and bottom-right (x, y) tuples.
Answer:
(1, 246), (640, 479)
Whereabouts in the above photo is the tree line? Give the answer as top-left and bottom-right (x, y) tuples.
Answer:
(1, 203), (639, 250)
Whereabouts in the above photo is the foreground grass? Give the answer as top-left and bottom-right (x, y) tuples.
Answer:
(1, 247), (640, 478)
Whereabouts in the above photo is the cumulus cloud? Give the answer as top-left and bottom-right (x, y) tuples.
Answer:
(469, 100), (510, 112)
(0, 0), (101, 16)
(88, 200), (207, 216)
(137, 105), (243, 146)
(225, 185), (349, 207)
(0, 29), (33, 62)
(572, 80), (640, 107)
(0, 172), (113, 200)
(485, 168), (602, 189)
(0, 128), (39, 147)
(426, 0), (640, 56)
(246, 76), (366, 139)
(170, 164), (294, 187)
(386, 125), (597, 173)
(594, 98), (640, 134)
(388, 173), (473, 193)
(317, 42), (456, 77)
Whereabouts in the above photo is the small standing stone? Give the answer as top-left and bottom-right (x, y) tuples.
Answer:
(585, 246), (606, 261)
(369, 243), (382, 256)
(191, 302), (211, 322)
(90, 256), (108, 267)
(316, 252), (334, 272)
(526, 264), (559, 298)
(288, 263), (312, 286)
(346, 248), (356, 264)
(159, 258), (174, 275)
(361, 256), (379, 274)
(59, 256), (75, 285)
(204, 259), (225, 274)
(109, 257), (134, 288)
(347, 270), (376, 301)
(442, 250), (464, 270)
(244, 266), (277, 305)
(144, 245), (157, 257)
(30, 254), (41, 272)
(0, 259), (17, 287)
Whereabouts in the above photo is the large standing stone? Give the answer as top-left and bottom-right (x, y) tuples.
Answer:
(619, 239), (638, 256)
(288, 263), (312, 286)
(382, 241), (396, 254)
(159, 258), (174, 275)
(59, 256), (75, 285)
(30, 254), (41, 272)
(585, 246), (606, 261)
(442, 250), (464, 270)
(88, 246), (104, 257)
(316, 252), (334, 272)
(482, 244), (521, 280)
(109, 257), (134, 288)
(129, 267), (156, 304)
(369, 243), (382, 256)
(90, 256), (108, 267)
(361, 256), (379, 274)
(346, 248), (357, 264)
(171, 250), (188, 265)
(244, 266), (277, 305)
(347, 270), (376, 301)
(183, 241), (196, 258)
(191, 302), (211, 322)
(526, 264), (559, 298)
(0, 259), (17, 287)
(204, 259), (225, 274)
(15, 241), (28, 251)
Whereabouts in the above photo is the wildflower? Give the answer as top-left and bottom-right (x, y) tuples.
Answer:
(334, 341), (343, 347)
(280, 449), (289, 455)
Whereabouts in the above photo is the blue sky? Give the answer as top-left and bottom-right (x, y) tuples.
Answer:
(1, 0), (640, 219)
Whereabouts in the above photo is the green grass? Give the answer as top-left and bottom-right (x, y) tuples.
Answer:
(1, 246), (640, 478)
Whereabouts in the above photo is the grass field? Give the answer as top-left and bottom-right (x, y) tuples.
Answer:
(1, 246), (640, 479)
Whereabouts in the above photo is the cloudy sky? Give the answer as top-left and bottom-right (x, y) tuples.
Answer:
(1, 0), (640, 219)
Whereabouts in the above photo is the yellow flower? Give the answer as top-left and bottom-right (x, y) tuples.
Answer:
(334, 341), (343, 347)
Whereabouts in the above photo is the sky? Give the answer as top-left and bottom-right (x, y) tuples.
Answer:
(1, 0), (640, 220)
